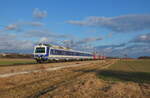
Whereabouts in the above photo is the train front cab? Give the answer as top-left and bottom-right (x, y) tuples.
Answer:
(33, 45), (49, 63)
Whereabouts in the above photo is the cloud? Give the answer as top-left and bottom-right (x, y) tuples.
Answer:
(93, 43), (127, 56)
(1, 21), (44, 33)
(5, 24), (18, 30)
(75, 37), (102, 45)
(94, 41), (150, 57)
(38, 37), (55, 44)
(116, 44), (150, 57)
(131, 33), (150, 43)
(0, 34), (34, 52)
(62, 37), (102, 49)
(95, 43), (126, 49)
(0, 33), (63, 53)
(33, 8), (47, 19)
(107, 32), (113, 38)
(2, 8), (46, 33)
(67, 14), (150, 32)
(93, 33), (150, 57)
(25, 21), (44, 26)
(24, 29), (69, 39)
(39, 37), (49, 43)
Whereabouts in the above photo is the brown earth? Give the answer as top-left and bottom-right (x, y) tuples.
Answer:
(0, 59), (149, 98)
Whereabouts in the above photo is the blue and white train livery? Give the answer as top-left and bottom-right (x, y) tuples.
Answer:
(33, 44), (94, 63)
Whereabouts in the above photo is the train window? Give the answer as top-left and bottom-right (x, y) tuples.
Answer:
(74, 52), (77, 56)
(73, 52), (76, 56)
(63, 51), (66, 55)
(57, 50), (60, 55)
(56, 50), (62, 55)
(70, 52), (73, 55)
(66, 51), (69, 55)
(50, 49), (92, 56)
(50, 49), (55, 55)
(51, 49), (59, 55)
(51, 49), (66, 55)
(80, 53), (82, 56)
(76, 52), (79, 56)
(35, 47), (45, 53)
(61, 50), (63, 55)
(65, 51), (68, 55)
(78, 53), (80, 56)
(83, 53), (85, 56)
(68, 51), (71, 55)
(59, 50), (64, 55)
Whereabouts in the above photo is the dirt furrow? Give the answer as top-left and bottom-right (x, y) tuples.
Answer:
(0, 60), (115, 98)
(30, 60), (115, 98)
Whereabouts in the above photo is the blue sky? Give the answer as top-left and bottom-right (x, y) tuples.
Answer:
(0, 0), (150, 57)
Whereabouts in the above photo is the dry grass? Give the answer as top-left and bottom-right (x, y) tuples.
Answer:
(0, 59), (149, 98)
(98, 59), (150, 83)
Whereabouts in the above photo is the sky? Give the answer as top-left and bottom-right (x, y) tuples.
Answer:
(0, 0), (150, 57)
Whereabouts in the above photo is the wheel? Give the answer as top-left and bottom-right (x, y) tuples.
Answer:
(36, 60), (41, 63)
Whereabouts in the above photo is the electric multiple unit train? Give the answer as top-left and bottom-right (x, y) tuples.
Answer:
(33, 44), (104, 63)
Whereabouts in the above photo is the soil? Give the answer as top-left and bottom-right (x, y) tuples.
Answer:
(0, 59), (149, 98)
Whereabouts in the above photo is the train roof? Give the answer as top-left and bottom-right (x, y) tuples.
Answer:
(36, 43), (71, 50)
(35, 43), (93, 54)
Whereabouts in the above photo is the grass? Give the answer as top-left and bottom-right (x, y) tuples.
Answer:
(0, 58), (36, 66)
(98, 59), (150, 83)
(109, 59), (150, 72)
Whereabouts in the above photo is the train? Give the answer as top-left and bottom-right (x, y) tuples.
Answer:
(33, 44), (105, 63)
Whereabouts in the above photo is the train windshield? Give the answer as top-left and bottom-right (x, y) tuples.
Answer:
(35, 47), (45, 53)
